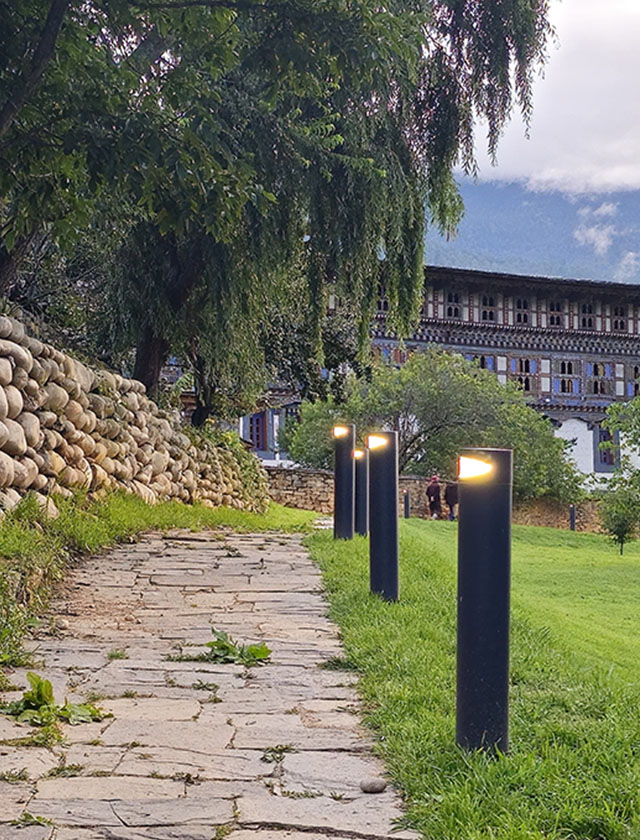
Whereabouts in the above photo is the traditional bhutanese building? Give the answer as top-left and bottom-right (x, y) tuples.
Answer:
(373, 265), (640, 476)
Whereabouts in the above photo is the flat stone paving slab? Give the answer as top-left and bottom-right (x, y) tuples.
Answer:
(0, 530), (417, 839)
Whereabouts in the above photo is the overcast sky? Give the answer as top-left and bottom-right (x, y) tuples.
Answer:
(474, 0), (640, 195)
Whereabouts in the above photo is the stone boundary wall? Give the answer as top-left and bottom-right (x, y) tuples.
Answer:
(0, 316), (267, 516)
(265, 467), (430, 518)
(265, 466), (602, 532)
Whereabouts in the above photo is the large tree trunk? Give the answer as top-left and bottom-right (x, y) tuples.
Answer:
(132, 324), (170, 399)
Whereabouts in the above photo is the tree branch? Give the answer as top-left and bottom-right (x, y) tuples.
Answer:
(0, 0), (70, 140)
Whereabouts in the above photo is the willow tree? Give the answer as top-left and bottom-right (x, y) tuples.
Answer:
(1, 0), (552, 413)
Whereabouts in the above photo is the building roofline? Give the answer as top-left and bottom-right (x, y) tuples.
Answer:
(425, 264), (640, 298)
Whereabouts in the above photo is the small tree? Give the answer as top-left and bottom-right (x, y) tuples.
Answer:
(283, 350), (582, 503)
(600, 481), (640, 555)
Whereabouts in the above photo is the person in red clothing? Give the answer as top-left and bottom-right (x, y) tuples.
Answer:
(426, 475), (442, 519)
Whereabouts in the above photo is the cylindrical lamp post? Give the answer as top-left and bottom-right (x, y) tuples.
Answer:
(367, 432), (398, 601)
(569, 504), (576, 531)
(403, 491), (410, 519)
(332, 425), (355, 540)
(354, 448), (369, 537)
(456, 447), (513, 753)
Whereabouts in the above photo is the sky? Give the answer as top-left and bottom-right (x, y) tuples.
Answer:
(429, 0), (640, 283)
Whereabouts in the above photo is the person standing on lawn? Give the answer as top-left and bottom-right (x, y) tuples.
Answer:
(426, 475), (442, 519)
(444, 480), (458, 521)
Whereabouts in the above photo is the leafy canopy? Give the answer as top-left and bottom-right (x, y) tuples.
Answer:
(1, 0), (553, 410)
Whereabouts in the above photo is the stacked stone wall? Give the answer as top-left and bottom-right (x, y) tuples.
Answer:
(266, 466), (602, 532)
(0, 316), (267, 516)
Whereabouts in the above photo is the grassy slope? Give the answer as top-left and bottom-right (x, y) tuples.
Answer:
(308, 520), (640, 840)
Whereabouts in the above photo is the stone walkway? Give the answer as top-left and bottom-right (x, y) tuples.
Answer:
(0, 530), (417, 840)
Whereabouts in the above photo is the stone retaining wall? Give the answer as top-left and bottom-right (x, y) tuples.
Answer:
(265, 466), (602, 532)
(0, 316), (267, 516)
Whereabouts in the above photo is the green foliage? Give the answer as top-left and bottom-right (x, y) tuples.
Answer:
(170, 629), (271, 667)
(286, 350), (581, 502)
(1, 0), (551, 409)
(599, 479), (640, 554)
(10, 813), (53, 828)
(0, 672), (107, 729)
(309, 520), (640, 840)
(261, 744), (296, 764)
(107, 649), (128, 661)
(279, 398), (342, 470)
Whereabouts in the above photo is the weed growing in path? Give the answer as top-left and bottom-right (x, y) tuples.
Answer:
(169, 629), (271, 667)
(0, 672), (109, 745)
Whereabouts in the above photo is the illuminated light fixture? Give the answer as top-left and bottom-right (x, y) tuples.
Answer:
(367, 434), (389, 450)
(353, 448), (365, 459)
(332, 425), (350, 438)
(458, 455), (493, 480)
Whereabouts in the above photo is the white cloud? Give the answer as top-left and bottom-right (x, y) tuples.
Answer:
(615, 251), (640, 281)
(573, 223), (617, 255)
(472, 0), (640, 194)
(593, 202), (618, 218)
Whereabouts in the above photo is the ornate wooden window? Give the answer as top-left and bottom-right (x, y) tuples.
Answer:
(549, 300), (564, 327)
(560, 379), (574, 394)
(515, 298), (529, 324)
(518, 359), (531, 373)
(587, 361), (612, 395)
(481, 294), (497, 322)
(580, 302), (594, 329)
(446, 291), (461, 319)
(249, 412), (267, 450)
(612, 305), (627, 331)
(595, 427), (617, 471)
(560, 361), (574, 375)
(518, 376), (531, 392)
(473, 354), (495, 371)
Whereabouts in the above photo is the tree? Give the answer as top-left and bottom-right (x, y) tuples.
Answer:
(600, 479), (640, 555)
(283, 349), (582, 503)
(1, 0), (553, 410)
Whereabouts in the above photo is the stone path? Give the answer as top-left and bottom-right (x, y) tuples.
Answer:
(0, 530), (417, 840)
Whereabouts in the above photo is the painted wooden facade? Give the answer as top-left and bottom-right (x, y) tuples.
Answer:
(373, 266), (640, 476)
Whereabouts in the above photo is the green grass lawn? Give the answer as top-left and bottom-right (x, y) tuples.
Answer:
(308, 519), (640, 840)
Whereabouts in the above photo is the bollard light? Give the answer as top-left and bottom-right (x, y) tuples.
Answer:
(403, 490), (410, 519)
(456, 447), (512, 754)
(354, 449), (369, 537)
(367, 431), (398, 601)
(569, 503), (576, 531)
(332, 424), (355, 540)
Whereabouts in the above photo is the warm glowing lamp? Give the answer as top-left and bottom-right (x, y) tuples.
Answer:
(367, 434), (389, 450)
(458, 455), (494, 480)
(332, 425), (350, 438)
(353, 448), (365, 459)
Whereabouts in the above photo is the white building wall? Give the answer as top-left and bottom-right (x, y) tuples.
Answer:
(554, 418), (594, 475)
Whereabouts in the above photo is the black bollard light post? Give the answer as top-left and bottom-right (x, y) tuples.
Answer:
(332, 425), (355, 540)
(354, 448), (369, 537)
(403, 490), (410, 519)
(367, 432), (399, 601)
(456, 447), (513, 754)
(569, 504), (576, 531)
